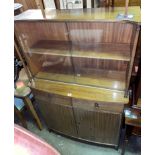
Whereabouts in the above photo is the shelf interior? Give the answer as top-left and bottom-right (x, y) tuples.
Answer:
(29, 40), (128, 90)
(30, 40), (130, 61)
(35, 68), (126, 90)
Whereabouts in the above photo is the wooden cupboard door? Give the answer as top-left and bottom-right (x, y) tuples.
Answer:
(73, 98), (122, 146)
(33, 90), (77, 137)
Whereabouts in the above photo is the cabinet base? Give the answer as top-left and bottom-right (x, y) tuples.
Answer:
(48, 128), (119, 149)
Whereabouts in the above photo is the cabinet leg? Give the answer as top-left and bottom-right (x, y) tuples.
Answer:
(121, 125), (127, 155)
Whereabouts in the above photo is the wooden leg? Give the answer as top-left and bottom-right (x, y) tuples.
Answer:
(23, 96), (42, 130)
(15, 106), (27, 129)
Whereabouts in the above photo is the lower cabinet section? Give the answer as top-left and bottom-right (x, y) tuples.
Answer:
(32, 89), (124, 146)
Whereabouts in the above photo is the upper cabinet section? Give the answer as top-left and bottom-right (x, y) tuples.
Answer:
(15, 7), (140, 92)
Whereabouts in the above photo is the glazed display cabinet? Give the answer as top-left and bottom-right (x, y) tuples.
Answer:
(15, 7), (140, 147)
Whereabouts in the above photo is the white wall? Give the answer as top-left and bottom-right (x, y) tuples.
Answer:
(43, 0), (56, 9)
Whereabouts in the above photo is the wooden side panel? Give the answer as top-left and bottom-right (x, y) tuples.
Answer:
(32, 89), (77, 137)
(126, 25), (140, 91)
(73, 98), (122, 145)
(67, 22), (133, 44)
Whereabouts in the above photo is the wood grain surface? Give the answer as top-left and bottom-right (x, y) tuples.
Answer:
(14, 7), (141, 23)
(31, 78), (128, 103)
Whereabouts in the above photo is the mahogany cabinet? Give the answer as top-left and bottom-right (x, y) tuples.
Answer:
(15, 7), (141, 147)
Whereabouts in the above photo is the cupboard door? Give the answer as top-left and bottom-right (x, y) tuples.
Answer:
(33, 90), (77, 137)
(73, 98), (122, 146)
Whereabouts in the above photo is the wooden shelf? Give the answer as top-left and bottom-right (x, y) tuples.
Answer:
(74, 68), (126, 90)
(35, 68), (126, 90)
(72, 43), (130, 61)
(30, 40), (71, 56)
(30, 40), (130, 61)
(31, 79), (128, 104)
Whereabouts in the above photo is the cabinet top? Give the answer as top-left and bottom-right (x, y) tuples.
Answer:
(14, 6), (140, 23)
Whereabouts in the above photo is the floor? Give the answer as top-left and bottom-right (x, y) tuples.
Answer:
(15, 102), (141, 155)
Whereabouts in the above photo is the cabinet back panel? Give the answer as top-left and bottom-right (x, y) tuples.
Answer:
(15, 21), (69, 48)
(67, 22), (134, 44)
(30, 54), (73, 77)
(73, 57), (128, 71)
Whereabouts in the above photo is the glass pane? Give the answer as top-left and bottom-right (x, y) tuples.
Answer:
(15, 21), (134, 90)
(67, 22), (132, 90)
(15, 21), (74, 83)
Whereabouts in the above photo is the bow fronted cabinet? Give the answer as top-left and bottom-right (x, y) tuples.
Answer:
(15, 7), (141, 148)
